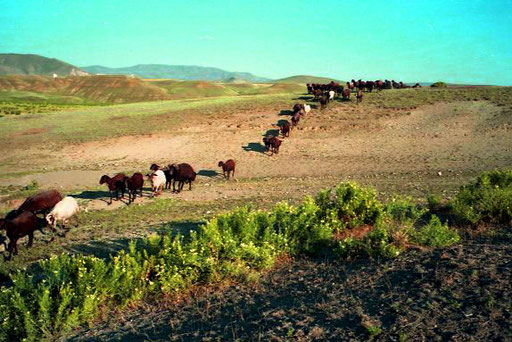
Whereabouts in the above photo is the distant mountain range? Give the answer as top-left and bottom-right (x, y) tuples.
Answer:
(81, 64), (270, 82)
(0, 53), (89, 76)
(0, 53), (457, 86)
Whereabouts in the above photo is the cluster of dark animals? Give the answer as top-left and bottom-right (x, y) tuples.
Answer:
(0, 190), (76, 260)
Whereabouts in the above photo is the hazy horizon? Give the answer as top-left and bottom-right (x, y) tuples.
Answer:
(1, 0), (511, 85)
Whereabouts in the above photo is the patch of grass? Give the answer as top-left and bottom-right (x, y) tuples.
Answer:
(0, 93), (296, 150)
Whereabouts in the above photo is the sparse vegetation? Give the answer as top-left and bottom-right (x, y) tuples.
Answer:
(0, 181), (468, 341)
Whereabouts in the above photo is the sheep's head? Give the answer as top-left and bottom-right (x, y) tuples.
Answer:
(45, 214), (55, 227)
(150, 163), (160, 171)
(218, 161), (224, 167)
(99, 175), (110, 185)
(0, 219), (5, 230)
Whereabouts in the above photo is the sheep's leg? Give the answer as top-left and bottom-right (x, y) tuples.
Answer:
(27, 233), (34, 247)
(189, 181), (192, 191)
(109, 191), (113, 205)
(5, 241), (14, 260)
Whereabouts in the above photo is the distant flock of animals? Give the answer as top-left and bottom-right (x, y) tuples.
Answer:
(1, 78), (420, 260)
(259, 78), (420, 156)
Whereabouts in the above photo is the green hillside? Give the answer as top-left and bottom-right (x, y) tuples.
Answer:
(0, 53), (88, 76)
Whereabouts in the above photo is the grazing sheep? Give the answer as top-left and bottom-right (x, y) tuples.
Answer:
(313, 89), (323, 99)
(125, 172), (144, 203)
(0, 211), (47, 260)
(291, 112), (301, 126)
(10, 190), (63, 219)
(147, 170), (166, 196)
(293, 103), (302, 113)
(168, 163), (197, 193)
(319, 95), (329, 110)
(218, 159), (236, 179)
(99, 173), (126, 204)
(150, 164), (172, 189)
(46, 196), (79, 234)
(280, 121), (291, 137)
(303, 104), (311, 114)
(356, 90), (364, 104)
(267, 136), (282, 155)
(342, 88), (351, 100)
(263, 135), (274, 152)
(328, 90), (335, 100)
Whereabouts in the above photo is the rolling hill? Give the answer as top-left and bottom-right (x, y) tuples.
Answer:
(0, 54), (88, 76)
(82, 64), (270, 82)
(274, 75), (342, 84)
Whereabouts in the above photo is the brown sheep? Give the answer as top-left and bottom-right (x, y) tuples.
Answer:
(291, 112), (300, 126)
(356, 90), (364, 104)
(7, 190), (63, 220)
(0, 211), (47, 260)
(319, 95), (329, 110)
(168, 163), (197, 193)
(280, 121), (290, 137)
(266, 136), (282, 155)
(218, 159), (236, 179)
(125, 173), (144, 204)
(99, 173), (126, 204)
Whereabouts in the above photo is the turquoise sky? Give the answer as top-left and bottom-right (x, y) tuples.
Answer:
(1, 0), (511, 84)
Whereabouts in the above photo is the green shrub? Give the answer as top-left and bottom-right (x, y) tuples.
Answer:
(410, 215), (460, 247)
(430, 82), (447, 88)
(335, 223), (401, 259)
(385, 196), (427, 224)
(451, 170), (512, 225)
(315, 182), (383, 230)
(426, 194), (443, 213)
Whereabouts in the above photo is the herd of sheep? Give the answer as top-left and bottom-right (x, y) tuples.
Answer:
(0, 80), (419, 260)
(0, 160), (236, 260)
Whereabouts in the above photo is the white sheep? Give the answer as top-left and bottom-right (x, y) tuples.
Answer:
(148, 170), (166, 196)
(303, 104), (311, 114)
(46, 196), (80, 230)
(329, 90), (335, 100)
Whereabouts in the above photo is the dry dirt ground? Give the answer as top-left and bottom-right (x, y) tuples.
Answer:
(1, 97), (511, 212)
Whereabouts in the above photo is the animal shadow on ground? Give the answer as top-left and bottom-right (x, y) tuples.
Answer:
(278, 110), (294, 116)
(310, 103), (319, 109)
(65, 221), (203, 260)
(242, 143), (266, 154)
(264, 129), (280, 137)
(72, 190), (113, 204)
(293, 96), (313, 101)
(198, 170), (219, 178)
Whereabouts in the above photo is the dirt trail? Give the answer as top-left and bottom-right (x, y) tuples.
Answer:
(1, 100), (511, 211)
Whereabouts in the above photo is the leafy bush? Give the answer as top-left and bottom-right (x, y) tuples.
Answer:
(385, 196), (427, 224)
(315, 182), (383, 230)
(451, 170), (512, 225)
(335, 223), (401, 259)
(410, 215), (460, 247)
(430, 82), (447, 88)
(426, 194), (443, 213)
